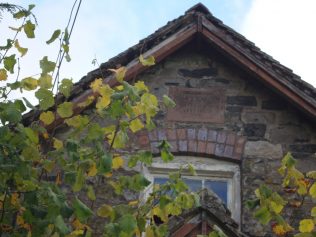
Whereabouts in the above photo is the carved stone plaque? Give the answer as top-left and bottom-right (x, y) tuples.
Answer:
(166, 87), (225, 123)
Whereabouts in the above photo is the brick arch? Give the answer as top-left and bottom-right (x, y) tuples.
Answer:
(136, 127), (246, 161)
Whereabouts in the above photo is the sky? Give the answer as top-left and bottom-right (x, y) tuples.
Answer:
(1, 0), (316, 99)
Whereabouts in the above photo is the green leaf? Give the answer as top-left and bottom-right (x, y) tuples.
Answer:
(14, 99), (26, 112)
(46, 29), (61, 44)
(1, 102), (22, 123)
(59, 78), (73, 98)
(57, 102), (73, 118)
(35, 88), (54, 110)
(22, 145), (40, 161)
(299, 219), (314, 233)
(139, 151), (152, 165)
(73, 168), (84, 192)
(87, 185), (96, 201)
(139, 54), (155, 66)
(98, 153), (112, 174)
(119, 214), (137, 234)
(55, 215), (69, 234)
(72, 197), (93, 222)
(24, 127), (38, 144)
(254, 207), (272, 225)
(0, 69), (7, 81)
(188, 164), (196, 176)
(8, 81), (21, 90)
(4, 54), (16, 73)
(40, 111), (55, 125)
(40, 56), (56, 74)
(21, 77), (38, 90)
(13, 10), (26, 19)
(14, 40), (28, 57)
(97, 204), (114, 219)
(0, 39), (13, 50)
(24, 20), (35, 38)
(163, 95), (176, 108)
(38, 74), (53, 89)
(282, 152), (296, 168)
(65, 115), (89, 129)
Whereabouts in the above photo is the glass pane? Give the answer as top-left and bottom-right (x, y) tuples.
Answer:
(205, 180), (228, 204)
(183, 178), (202, 192)
(154, 177), (169, 185)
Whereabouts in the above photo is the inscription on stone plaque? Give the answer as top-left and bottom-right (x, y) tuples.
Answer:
(167, 87), (225, 123)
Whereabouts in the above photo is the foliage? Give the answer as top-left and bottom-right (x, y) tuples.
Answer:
(0, 2), (201, 237)
(248, 152), (316, 236)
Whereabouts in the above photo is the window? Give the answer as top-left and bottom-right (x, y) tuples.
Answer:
(142, 155), (240, 223)
(154, 177), (228, 205)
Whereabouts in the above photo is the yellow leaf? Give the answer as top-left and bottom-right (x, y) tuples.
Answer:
(104, 172), (112, 178)
(77, 95), (95, 108)
(0, 69), (8, 81)
(145, 226), (155, 237)
(96, 95), (111, 110)
(270, 201), (283, 214)
(53, 138), (63, 150)
(129, 118), (144, 133)
(139, 54), (155, 66)
(87, 162), (97, 177)
(98, 84), (113, 97)
(57, 102), (73, 118)
(67, 230), (84, 236)
(134, 81), (148, 92)
(109, 67), (126, 82)
(112, 156), (124, 170)
(11, 193), (19, 206)
(55, 172), (62, 185)
(115, 85), (124, 91)
(272, 224), (287, 236)
(21, 77), (38, 90)
(72, 219), (84, 230)
(38, 74), (53, 89)
(128, 200), (138, 206)
(39, 111), (54, 125)
(14, 39), (28, 57)
(16, 215), (24, 226)
(97, 204), (114, 218)
(310, 183), (316, 198)
(299, 219), (314, 233)
(90, 78), (103, 92)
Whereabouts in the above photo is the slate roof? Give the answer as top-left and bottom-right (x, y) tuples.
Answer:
(23, 3), (316, 125)
(167, 189), (248, 237)
(74, 3), (315, 103)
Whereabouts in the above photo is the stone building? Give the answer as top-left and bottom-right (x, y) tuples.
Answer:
(27, 3), (315, 236)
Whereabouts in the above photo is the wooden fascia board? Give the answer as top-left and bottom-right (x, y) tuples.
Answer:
(47, 23), (198, 130)
(201, 17), (316, 119)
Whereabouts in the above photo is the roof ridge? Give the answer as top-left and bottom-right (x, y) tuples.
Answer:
(185, 2), (211, 15)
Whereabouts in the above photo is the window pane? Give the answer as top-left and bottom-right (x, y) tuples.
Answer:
(205, 180), (228, 204)
(183, 178), (202, 192)
(154, 177), (169, 185)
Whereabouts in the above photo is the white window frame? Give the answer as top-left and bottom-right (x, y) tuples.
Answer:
(141, 155), (241, 223)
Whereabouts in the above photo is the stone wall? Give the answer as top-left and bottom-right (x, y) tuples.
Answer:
(133, 41), (316, 236)
(54, 41), (316, 236)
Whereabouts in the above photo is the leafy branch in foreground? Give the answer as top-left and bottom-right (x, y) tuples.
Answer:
(0, 2), (200, 236)
(248, 152), (316, 236)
